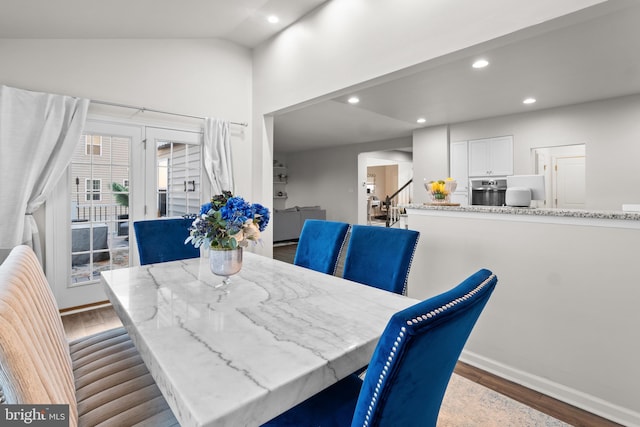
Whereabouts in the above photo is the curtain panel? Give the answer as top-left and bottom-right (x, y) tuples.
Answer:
(203, 117), (233, 195)
(0, 85), (89, 263)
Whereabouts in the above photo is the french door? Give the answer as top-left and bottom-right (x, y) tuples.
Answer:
(145, 127), (204, 220)
(47, 120), (204, 309)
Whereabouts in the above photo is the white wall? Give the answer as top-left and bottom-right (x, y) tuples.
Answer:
(0, 38), (253, 260)
(285, 137), (411, 224)
(412, 125), (450, 204)
(0, 39), (251, 126)
(449, 94), (640, 210)
(407, 211), (640, 426)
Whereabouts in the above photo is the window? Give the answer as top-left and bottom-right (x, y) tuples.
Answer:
(85, 135), (102, 156)
(85, 179), (102, 201)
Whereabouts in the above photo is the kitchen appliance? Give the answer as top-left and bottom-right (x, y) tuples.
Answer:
(505, 187), (531, 207)
(506, 175), (546, 207)
(470, 178), (507, 206)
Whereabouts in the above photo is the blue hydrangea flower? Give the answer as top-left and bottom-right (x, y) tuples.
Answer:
(253, 203), (270, 231)
(221, 197), (252, 225)
(199, 202), (213, 216)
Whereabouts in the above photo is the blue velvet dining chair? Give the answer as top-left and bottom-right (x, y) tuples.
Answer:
(133, 217), (200, 265)
(293, 219), (350, 275)
(262, 268), (498, 427)
(343, 225), (420, 295)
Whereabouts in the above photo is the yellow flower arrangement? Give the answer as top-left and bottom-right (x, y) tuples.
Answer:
(424, 177), (457, 202)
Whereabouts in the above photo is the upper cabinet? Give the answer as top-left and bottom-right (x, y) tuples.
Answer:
(468, 136), (513, 177)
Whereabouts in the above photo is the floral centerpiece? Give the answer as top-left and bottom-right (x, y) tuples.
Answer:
(424, 178), (457, 203)
(185, 191), (270, 250)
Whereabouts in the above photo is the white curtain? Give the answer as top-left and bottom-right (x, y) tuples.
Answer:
(203, 117), (234, 195)
(0, 85), (89, 263)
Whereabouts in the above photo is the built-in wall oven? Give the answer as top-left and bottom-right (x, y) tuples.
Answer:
(470, 178), (507, 206)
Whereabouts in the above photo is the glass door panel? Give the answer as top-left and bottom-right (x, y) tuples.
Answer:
(69, 134), (130, 286)
(148, 127), (203, 218)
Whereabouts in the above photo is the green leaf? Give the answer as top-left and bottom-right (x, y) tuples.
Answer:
(111, 182), (129, 207)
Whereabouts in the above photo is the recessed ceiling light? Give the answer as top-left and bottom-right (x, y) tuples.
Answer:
(416, 118), (426, 124)
(523, 97), (537, 104)
(472, 59), (489, 69)
(348, 96), (360, 104)
(267, 15), (279, 24)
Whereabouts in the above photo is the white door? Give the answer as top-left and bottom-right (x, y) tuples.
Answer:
(46, 120), (144, 309)
(129, 127), (205, 266)
(46, 122), (205, 309)
(143, 127), (204, 219)
(554, 156), (586, 209)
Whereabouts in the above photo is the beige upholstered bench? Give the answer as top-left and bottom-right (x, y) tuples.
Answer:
(0, 245), (178, 427)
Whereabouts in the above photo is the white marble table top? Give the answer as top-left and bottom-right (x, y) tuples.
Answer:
(101, 252), (418, 427)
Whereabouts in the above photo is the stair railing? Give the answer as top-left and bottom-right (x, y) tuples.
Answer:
(384, 178), (412, 227)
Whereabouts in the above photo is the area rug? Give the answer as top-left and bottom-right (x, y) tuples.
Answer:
(438, 374), (570, 426)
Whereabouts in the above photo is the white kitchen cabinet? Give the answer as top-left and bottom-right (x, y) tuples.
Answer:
(449, 140), (469, 205)
(468, 136), (513, 177)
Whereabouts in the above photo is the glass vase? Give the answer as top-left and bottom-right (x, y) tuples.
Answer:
(209, 247), (243, 288)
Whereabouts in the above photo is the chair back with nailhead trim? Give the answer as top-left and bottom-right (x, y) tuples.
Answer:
(351, 269), (498, 427)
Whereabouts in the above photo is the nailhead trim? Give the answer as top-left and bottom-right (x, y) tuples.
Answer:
(360, 273), (496, 427)
(332, 225), (351, 276)
(401, 234), (420, 296)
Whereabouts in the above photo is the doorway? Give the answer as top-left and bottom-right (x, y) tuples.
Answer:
(533, 144), (586, 209)
(357, 150), (413, 226)
(367, 164), (398, 224)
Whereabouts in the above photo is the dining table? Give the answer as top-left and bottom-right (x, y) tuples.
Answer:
(100, 251), (419, 427)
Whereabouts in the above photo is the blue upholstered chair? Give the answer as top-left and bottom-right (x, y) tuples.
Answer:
(133, 217), (200, 265)
(343, 225), (420, 295)
(293, 219), (350, 275)
(262, 268), (498, 427)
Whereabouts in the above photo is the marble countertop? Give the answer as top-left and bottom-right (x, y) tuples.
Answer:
(404, 204), (640, 221)
(101, 253), (417, 427)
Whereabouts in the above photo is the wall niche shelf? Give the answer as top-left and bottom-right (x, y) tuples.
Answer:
(273, 164), (288, 202)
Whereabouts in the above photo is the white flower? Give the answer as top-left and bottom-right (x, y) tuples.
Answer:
(243, 221), (261, 241)
(230, 220), (261, 248)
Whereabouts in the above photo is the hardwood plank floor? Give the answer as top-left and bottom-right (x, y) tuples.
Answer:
(61, 305), (124, 341)
(60, 245), (622, 426)
(454, 362), (620, 427)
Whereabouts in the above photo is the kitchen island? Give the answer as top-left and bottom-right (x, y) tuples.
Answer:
(404, 204), (640, 426)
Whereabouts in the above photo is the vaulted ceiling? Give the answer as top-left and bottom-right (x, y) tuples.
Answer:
(0, 0), (329, 47)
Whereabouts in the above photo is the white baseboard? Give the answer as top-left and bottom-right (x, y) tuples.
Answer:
(460, 350), (640, 427)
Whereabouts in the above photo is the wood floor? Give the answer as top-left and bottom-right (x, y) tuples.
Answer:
(60, 244), (621, 427)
